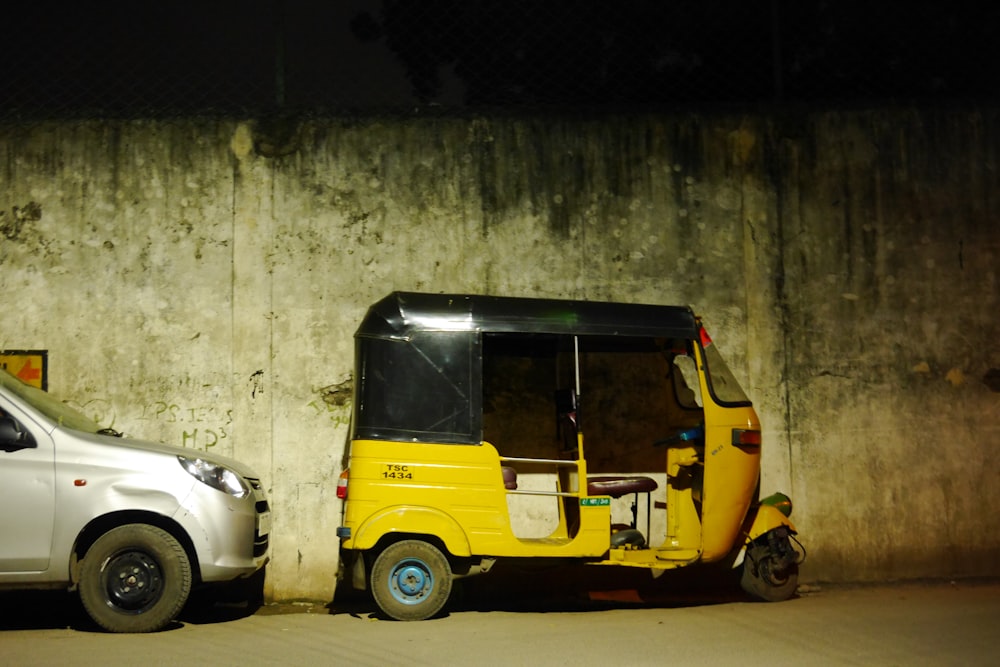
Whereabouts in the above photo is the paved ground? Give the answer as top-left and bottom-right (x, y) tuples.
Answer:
(2, 575), (998, 666)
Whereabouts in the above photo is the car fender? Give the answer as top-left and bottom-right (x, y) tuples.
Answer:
(61, 481), (193, 564)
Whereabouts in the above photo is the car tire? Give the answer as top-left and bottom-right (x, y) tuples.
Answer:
(78, 524), (192, 633)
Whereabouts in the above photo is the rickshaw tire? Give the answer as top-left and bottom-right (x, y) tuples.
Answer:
(740, 545), (798, 602)
(371, 540), (453, 621)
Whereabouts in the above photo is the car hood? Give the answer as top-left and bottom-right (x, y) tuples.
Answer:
(63, 427), (262, 479)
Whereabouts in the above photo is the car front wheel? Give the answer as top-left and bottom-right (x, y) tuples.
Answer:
(78, 524), (192, 633)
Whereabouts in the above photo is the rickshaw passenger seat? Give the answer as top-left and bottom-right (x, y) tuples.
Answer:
(501, 466), (518, 490)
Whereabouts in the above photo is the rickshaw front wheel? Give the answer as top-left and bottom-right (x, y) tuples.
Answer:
(740, 542), (799, 602)
(371, 540), (453, 621)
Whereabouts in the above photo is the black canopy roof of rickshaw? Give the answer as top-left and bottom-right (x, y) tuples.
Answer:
(357, 291), (700, 340)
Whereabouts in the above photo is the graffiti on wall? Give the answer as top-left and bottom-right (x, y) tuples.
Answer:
(307, 375), (353, 428)
(64, 396), (232, 453)
(135, 401), (232, 451)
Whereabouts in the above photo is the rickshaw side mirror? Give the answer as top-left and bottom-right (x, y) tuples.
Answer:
(554, 388), (576, 414)
(554, 389), (578, 452)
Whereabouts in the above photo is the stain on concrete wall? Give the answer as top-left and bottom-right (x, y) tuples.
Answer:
(1, 109), (997, 598)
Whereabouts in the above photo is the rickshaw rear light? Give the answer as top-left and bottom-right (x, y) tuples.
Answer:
(336, 469), (349, 499)
(732, 429), (762, 448)
(699, 326), (713, 348)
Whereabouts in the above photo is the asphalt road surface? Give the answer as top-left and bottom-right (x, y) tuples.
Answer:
(2, 576), (998, 666)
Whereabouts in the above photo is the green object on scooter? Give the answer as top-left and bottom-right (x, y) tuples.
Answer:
(760, 492), (793, 517)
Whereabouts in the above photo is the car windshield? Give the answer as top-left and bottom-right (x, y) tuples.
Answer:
(0, 369), (104, 434)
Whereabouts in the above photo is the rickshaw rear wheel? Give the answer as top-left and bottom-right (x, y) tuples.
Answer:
(371, 540), (453, 621)
(740, 543), (798, 602)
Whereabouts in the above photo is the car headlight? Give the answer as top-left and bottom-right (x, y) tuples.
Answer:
(178, 456), (249, 498)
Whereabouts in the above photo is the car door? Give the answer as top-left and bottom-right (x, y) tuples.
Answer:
(0, 402), (55, 572)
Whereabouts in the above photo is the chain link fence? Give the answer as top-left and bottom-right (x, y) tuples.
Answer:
(2, 0), (997, 121)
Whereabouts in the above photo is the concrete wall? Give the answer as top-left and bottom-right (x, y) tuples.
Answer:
(1, 110), (998, 599)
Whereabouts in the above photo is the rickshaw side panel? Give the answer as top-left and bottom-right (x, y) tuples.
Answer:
(341, 439), (510, 554)
(341, 439), (613, 559)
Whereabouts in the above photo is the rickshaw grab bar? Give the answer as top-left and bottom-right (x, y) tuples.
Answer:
(499, 456), (579, 466)
(506, 489), (578, 497)
(499, 456), (582, 497)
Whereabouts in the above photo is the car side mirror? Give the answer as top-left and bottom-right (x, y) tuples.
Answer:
(0, 414), (36, 451)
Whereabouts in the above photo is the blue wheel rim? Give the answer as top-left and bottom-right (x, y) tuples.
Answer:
(387, 557), (434, 606)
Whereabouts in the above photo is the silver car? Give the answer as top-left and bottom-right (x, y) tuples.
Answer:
(0, 368), (270, 632)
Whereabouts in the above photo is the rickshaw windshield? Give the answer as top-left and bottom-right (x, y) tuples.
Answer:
(701, 342), (751, 406)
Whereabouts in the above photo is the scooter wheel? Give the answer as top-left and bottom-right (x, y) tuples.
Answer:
(740, 544), (798, 602)
(371, 540), (453, 621)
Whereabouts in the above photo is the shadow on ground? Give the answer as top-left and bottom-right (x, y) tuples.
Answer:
(0, 565), (757, 630)
(0, 589), (96, 631)
(0, 570), (266, 633)
(326, 560), (755, 620)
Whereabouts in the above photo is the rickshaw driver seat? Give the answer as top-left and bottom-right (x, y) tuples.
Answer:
(586, 475), (658, 498)
(587, 476), (658, 548)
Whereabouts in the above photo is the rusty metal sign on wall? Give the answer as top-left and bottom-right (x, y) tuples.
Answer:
(0, 350), (48, 390)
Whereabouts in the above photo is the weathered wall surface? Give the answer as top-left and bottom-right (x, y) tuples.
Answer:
(1, 110), (998, 598)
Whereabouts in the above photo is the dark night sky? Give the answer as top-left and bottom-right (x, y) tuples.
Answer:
(2, 1), (997, 118)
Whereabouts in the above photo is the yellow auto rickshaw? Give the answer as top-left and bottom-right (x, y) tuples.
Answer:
(336, 292), (802, 620)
